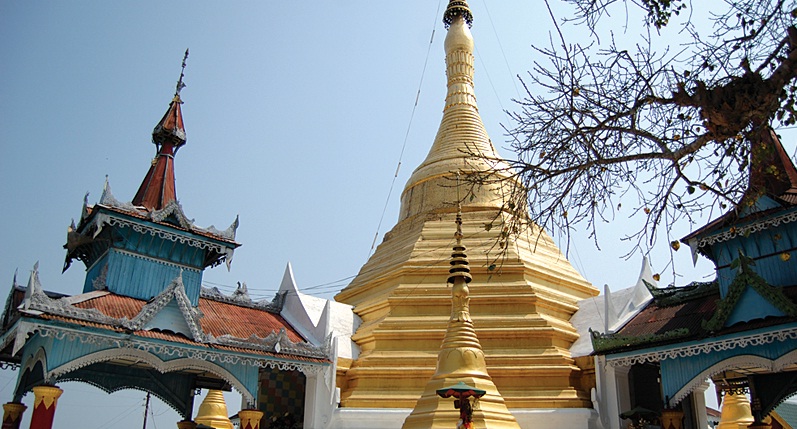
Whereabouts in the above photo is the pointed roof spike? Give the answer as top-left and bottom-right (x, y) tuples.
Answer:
(132, 51), (190, 211)
(747, 126), (797, 205)
(21, 262), (41, 311)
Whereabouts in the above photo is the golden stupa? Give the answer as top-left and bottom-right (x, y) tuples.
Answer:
(335, 0), (598, 414)
(194, 390), (234, 429)
(402, 203), (519, 428)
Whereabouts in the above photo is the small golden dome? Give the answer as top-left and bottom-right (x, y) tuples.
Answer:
(194, 390), (234, 429)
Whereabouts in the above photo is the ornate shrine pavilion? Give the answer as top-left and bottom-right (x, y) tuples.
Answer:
(0, 55), (332, 429)
(590, 126), (797, 429)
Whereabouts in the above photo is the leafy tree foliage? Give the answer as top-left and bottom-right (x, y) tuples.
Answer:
(501, 0), (797, 254)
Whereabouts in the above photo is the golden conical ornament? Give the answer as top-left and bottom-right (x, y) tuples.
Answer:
(194, 390), (234, 429)
(717, 392), (754, 429)
(402, 207), (520, 429)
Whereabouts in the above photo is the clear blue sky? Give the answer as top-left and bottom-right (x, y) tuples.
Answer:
(0, 1), (757, 426)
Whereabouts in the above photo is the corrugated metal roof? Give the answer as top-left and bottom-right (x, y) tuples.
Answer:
(775, 401), (797, 429)
(198, 298), (304, 343)
(601, 285), (797, 354)
(32, 291), (319, 361)
(72, 292), (145, 318)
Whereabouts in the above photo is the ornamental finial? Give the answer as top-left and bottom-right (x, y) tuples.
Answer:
(448, 174), (471, 285)
(174, 49), (189, 102)
(443, 0), (473, 28)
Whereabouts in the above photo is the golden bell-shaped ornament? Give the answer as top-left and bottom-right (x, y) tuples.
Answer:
(194, 390), (234, 429)
(717, 392), (754, 429)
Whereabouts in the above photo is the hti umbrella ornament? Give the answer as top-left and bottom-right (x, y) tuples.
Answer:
(436, 382), (487, 429)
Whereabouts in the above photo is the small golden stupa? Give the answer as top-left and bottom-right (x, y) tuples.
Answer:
(717, 392), (754, 429)
(194, 390), (234, 429)
(402, 203), (520, 429)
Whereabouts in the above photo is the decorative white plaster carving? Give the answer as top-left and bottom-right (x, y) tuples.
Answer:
(91, 264), (108, 291)
(199, 287), (283, 312)
(149, 200), (194, 229)
(123, 274), (206, 342)
(204, 215), (239, 241)
(31, 324), (326, 375)
(605, 325), (797, 368)
(99, 178), (137, 212)
(48, 347), (255, 405)
(693, 210), (797, 249)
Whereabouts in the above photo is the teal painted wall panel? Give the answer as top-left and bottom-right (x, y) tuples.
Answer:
(105, 250), (202, 305)
(709, 220), (797, 325)
(82, 252), (110, 294)
(115, 225), (205, 269)
(144, 301), (194, 338)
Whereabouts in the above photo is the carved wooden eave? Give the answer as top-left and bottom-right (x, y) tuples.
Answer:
(7, 267), (328, 362)
(64, 178), (240, 272)
(200, 285), (286, 313)
(124, 274), (206, 341)
(601, 324), (797, 405)
(684, 207), (797, 262)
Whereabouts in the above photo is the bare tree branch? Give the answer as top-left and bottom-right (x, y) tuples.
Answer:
(478, 0), (797, 264)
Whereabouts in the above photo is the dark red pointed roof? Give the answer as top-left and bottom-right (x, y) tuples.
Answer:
(749, 127), (797, 205)
(682, 127), (797, 244)
(132, 94), (186, 211)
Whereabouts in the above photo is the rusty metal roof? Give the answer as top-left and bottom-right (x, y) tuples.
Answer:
(596, 285), (797, 355)
(25, 290), (323, 362)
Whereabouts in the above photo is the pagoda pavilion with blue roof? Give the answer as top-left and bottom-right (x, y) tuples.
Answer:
(0, 54), (331, 429)
(591, 125), (797, 429)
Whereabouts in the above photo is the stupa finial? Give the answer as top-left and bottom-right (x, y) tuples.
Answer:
(173, 48), (189, 102)
(448, 176), (471, 287)
(443, 0), (473, 28)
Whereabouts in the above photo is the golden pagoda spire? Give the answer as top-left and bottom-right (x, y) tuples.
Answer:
(335, 0), (598, 417)
(399, 0), (515, 222)
(402, 199), (520, 429)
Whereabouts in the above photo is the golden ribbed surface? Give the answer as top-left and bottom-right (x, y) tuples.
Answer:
(400, 15), (515, 222)
(336, 212), (597, 409)
(718, 393), (754, 429)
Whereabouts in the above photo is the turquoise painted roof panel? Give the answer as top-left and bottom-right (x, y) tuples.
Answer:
(105, 249), (202, 305)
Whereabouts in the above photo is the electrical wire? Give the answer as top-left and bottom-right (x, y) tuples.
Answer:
(365, 0), (445, 263)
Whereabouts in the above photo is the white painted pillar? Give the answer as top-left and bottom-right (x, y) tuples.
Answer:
(692, 382), (710, 429)
(595, 357), (632, 429)
(615, 365), (632, 429)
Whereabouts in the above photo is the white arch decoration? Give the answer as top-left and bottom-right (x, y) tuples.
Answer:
(20, 347), (48, 377)
(669, 354), (783, 406)
(774, 349), (797, 372)
(47, 347), (255, 404)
